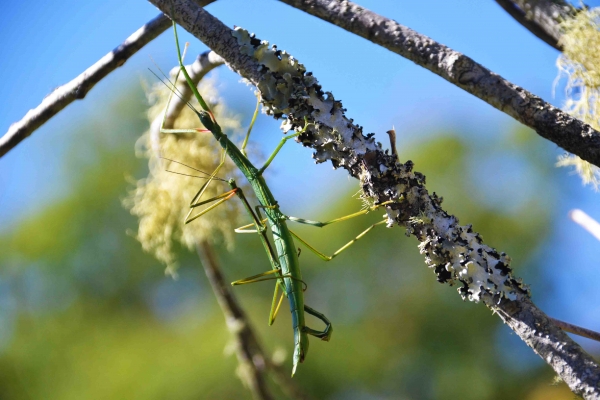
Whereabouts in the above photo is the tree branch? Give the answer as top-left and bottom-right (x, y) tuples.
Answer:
(492, 296), (600, 398)
(145, 1), (600, 396)
(550, 317), (600, 343)
(276, 0), (600, 168)
(196, 241), (274, 400)
(570, 209), (600, 242)
(0, 14), (166, 158)
(494, 0), (575, 50)
(0, 1), (217, 159)
(196, 242), (311, 399)
(149, 50), (224, 154)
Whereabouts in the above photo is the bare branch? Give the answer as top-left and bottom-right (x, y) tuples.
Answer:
(196, 242), (312, 400)
(495, 0), (575, 50)
(0, 0), (216, 159)
(0, 14), (167, 158)
(196, 241), (274, 400)
(550, 317), (600, 343)
(144, 1), (600, 396)
(149, 50), (224, 155)
(276, 0), (600, 168)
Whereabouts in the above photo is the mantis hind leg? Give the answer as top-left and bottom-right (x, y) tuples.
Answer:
(285, 199), (397, 228)
(231, 269), (309, 326)
(283, 200), (397, 260)
(269, 282), (286, 326)
(290, 220), (387, 262)
(303, 305), (333, 342)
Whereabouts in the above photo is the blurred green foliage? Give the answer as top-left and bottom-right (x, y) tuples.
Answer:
(0, 84), (576, 399)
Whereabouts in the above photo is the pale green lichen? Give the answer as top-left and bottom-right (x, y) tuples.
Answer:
(232, 27), (378, 167)
(124, 76), (244, 276)
(408, 211), (432, 226)
(556, 153), (599, 190)
(556, 8), (600, 190)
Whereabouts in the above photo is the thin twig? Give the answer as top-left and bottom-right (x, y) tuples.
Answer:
(0, 14), (167, 158)
(276, 0), (600, 168)
(266, 359), (312, 400)
(144, 2), (600, 396)
(570, 209), (600, 242)
(494, 0), (575, 50)
(149, 50), (224, 153)
(196, 241), (274, 400)
(550, 317), (600, 343)
(0, 0), (217, 159)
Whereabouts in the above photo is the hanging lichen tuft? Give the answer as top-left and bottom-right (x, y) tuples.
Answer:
(124, 73), (245, 276)
(556, 8), (600, 190)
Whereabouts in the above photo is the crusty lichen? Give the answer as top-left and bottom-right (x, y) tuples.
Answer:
(124, 75), (244, 276)
(556, 7), (600, 190)
(232, 27), (528, 302)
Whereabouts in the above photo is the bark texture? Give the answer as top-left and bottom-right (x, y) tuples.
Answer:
(277, 0), (600, 168)
(495, 0), (575, 50)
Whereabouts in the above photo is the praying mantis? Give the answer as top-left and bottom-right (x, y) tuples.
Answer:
(162, 21), (393, 376)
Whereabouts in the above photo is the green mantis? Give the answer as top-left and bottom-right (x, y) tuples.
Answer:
(163, 22), (390, 375)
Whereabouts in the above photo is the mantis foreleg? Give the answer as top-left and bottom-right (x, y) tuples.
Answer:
(240, 94), (261, 157)
(258, 117), (312, 174)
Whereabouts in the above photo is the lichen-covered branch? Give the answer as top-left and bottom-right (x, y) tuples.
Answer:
(275, 0), (600, 169)
(145, 1), (600, 396)
(494, 0), (575, 50)
(491, 296), (600, 398)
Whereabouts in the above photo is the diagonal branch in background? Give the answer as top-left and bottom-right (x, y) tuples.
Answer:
(550, 317), (600, 343)
(0, 0), (217, 159)
(276, 0), (600, 168)
(0, 13), (169, 158)
(146, 1), (600, 397)
(494, 0), (576, 50)
(196, 242), (274, 400)
(570, 209), (600, 242)
(197, 242), (311, 400)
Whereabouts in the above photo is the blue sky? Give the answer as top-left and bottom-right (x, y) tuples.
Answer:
(0, 0), (598, 347)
